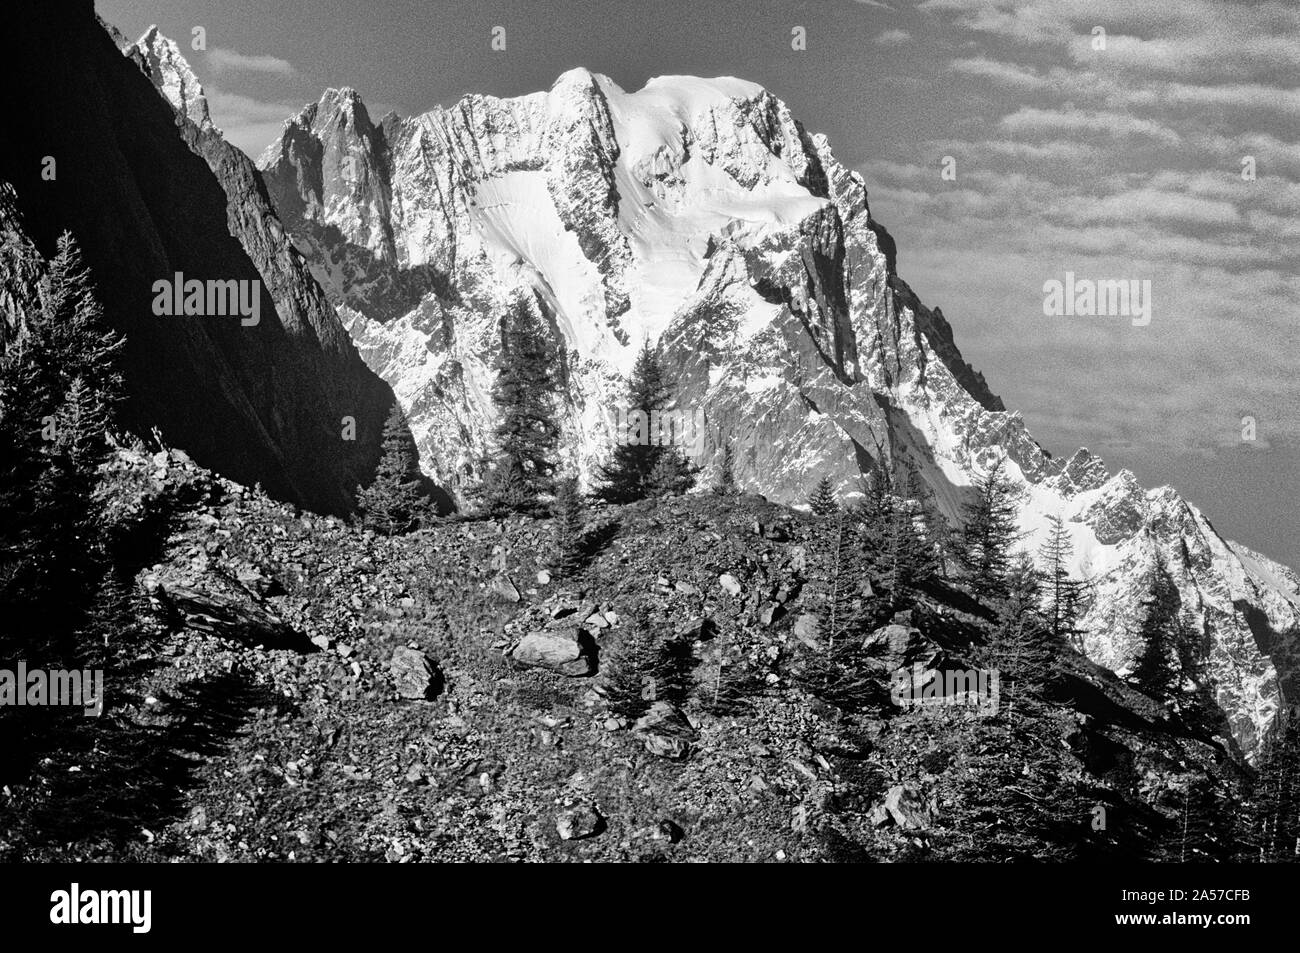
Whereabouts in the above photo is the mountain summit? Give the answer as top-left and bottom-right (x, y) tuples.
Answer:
(110, 57), (1296, 756)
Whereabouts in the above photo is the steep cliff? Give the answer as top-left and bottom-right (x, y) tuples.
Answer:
(0, 2), (396, 516)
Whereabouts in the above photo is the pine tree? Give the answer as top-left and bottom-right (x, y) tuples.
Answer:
(550, 475), (584, 578)
(1003, 551), (1044, 622)
(858, 458), (895, 526)
(905, 465), (951, 578)
(957, 457), (1024, 598)
(487, 300), (560, 507)
(1038, 514), (1092, 652)
(713, 441), (737, 496)
(645, 448), (697, 498)
(1249, 703), (1300, 862)
(1129, 557), (1182, 699)
(601, 625), (692, 720)
(702, 655), (767, 715)
(864, 496), (936, 610)
(820, 515), (874, 649)
(791, 639), (883, 713)
(595, 341), (694, 502)
(986, 601), (1056, 730)
(0, 233), (124, 653)
(355, 402), (429, 535)
(473, 455), (531, 515)
(808, 476), (838, 517)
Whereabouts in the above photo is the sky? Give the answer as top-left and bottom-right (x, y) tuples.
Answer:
(96, 0), (1300, 567)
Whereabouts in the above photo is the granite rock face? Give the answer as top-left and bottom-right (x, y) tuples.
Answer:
(248, 68), (1300, 755)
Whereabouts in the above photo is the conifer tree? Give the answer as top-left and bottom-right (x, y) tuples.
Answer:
(1038, 514), (1092, 652)
(986, 602), (1055, 730)
(1249, 702), (1300, 862)
(957, 457), (1024, 598)
(355, 402), (429, 535)
(595, 341), (695, 502)
(865, 497), (936, 610)
(1003, 551), (1044, 621)
(486, 300), (561, 508)
(808, 476), (838, 517)
(1129, 556), (1182, 699)
(858, 458), (895, 526)
(550, 475), (584, 578)
(473, 455), (530, 515)
(646, 450), (696, 498)
(0, 233), (124, 649)
(713, 441), (737, 496)
(702, 655), (767, 715)
(905, 465), (951, 577)
(820, 515), (873, 649)
(601, 624), (692, 719)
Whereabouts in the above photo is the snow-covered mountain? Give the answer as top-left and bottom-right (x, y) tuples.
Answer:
(129, 38), (1299, 756)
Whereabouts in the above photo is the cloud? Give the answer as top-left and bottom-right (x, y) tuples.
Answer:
(1118, 82), (1300, 121)
(205, 47), (296, 76)
(920, 0), (1300, 79)
(873, 29), (912, 46)
(876, 0), (1300, 564)
(998, 107), (1182, 145)
(1050, 189), (1242, 229)
(949, 57), (1049, 91)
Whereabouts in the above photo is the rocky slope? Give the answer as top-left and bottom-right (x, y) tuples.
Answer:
(0, 2), (397, 517)
(0, 446), (1251, 862)
(241, 70), (1300, 755)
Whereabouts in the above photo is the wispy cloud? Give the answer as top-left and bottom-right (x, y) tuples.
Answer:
(998, 107), (1182, 145)
(205, 47), (295, 76)
(949, 57), (1049, 91)
(874, 29), (912, 46)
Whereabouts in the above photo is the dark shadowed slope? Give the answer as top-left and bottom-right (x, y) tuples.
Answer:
(0, 0), (397, 516)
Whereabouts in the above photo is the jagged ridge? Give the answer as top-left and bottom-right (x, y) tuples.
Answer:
(125, 52), (1299, 756)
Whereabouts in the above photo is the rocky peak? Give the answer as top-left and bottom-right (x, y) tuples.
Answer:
(133, 25), (213, 131)
(254, 69), (1300, 757)
(1048, 448), (1111, 497)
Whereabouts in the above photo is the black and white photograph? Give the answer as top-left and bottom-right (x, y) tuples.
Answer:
(0, 0), (1294, 931)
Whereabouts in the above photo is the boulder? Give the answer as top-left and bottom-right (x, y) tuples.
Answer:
(491, 575), (521, 602)
(882, 783), (932, 830)
(389, 647), (440, 700)
(547, 601), (597, 627)
(511, 628), (596, 676)
(634, 701), (696, 759)
(556, 804), (604, 841)
(142, 565), (307, 650)
(643, 733), (692, 760)
(863, 624), (928, 664)
(718, 573), (742, 597)
(793, 613), (822, 649)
